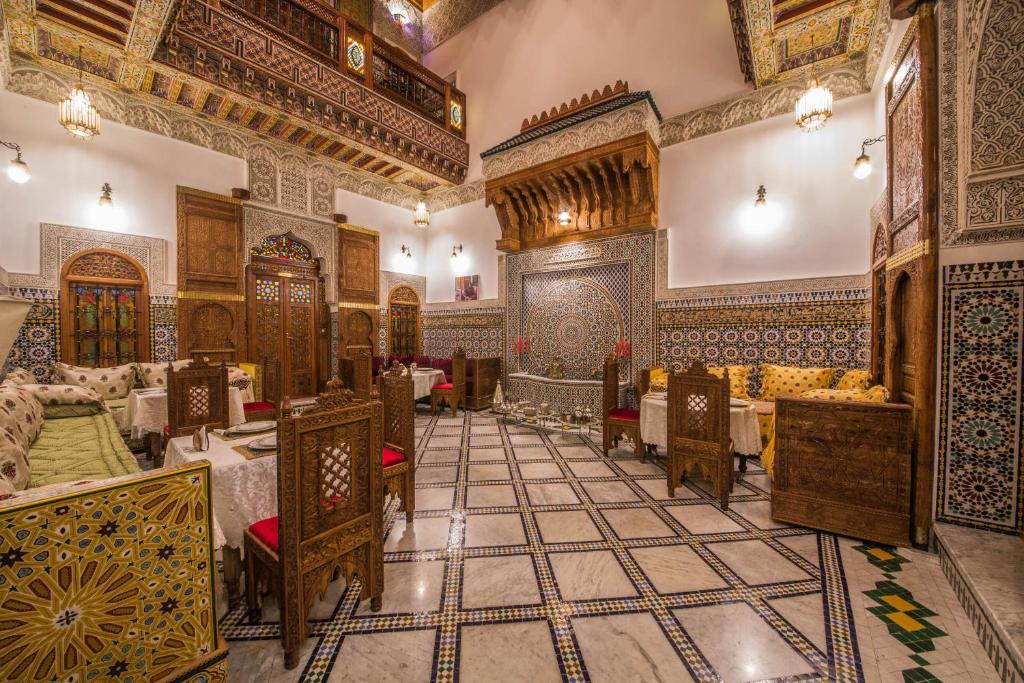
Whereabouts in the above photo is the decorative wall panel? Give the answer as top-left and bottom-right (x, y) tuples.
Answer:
(938, 0), (1024, 246)
(5, 287), (59, 381)
(937, 261), (1024, 535)
(243, 204), (337, 301)
(421, 307), (504, 360)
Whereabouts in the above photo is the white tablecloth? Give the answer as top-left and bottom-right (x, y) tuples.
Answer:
(640, 394), (762, 455)
(125, 386), (246, 439)
(410, 368), (445, 400)
(165, 429), (277, 549)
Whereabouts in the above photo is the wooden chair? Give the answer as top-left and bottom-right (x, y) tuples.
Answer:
(602, 355), (644, 460)
(167, 356), (230, 438)
(239, 358), (279, 422)
(380, 361), (415, 521)
(431, 348), (466, 416)
(339, 347), (374, 400)
(667, 361), (733, 507)
(244, 380), (384, 669)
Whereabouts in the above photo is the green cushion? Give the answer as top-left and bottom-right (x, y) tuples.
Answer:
(42, 404), (103, 419)
(28, 413), (141, 487)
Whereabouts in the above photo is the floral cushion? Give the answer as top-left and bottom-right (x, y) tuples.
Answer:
(836, 369), (871, 392)
(53, 362), (135, 399)
(800, 385), (890, 403)
(2, 367), (35, 386)
(136, 360), (193, 388)
(0, 442), (29, 492)
(0, 383), (44, 454)
(708, 365), (752, 400)
(758, 364), (834, 401)
(648, 367), (668, 392)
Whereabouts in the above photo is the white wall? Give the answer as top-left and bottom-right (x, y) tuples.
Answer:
(0, 90), (245, 283)
(334, 188), (428, 279)
(424, 198), (501, 302)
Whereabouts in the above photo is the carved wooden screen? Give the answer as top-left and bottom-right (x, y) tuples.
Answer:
(176, 188), (246, 363)
(387, 286), (419, 357)
(337, 225), (380, 357)
(869, 221), (888, 383)
(247, 235), (321, 402)
(882, 10), (940, 546)
(60, 249), (150, 366)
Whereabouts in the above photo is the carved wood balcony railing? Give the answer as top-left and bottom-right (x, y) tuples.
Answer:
(220, 0), (465, 139)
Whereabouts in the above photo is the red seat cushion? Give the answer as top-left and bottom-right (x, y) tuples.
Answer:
(434, 382), (454, 390)
(248, 516), (279, 553)
(162, 424), (169, 435)
(244, 401), (275, 413)
(382, 447), (406, 468)
(608, 407), (641, 421)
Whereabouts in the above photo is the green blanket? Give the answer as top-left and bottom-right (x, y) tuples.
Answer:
(28, 412), (141, 487)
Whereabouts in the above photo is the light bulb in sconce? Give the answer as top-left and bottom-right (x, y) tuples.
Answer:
(413, 201), (429, 228)
(401, 244), (412, 259)
(853, 135), (885, 180)
(557, 210), (571, 226)
(392, 10), (408, 24)
(753, 185), (767, 211)
(97, 182), (114, 210)
(2, 141), (30, 184)
(450, 243), (463, 259)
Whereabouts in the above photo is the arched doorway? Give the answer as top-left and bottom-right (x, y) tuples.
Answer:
(60, 248), (150, 367)
(387, 285), (420, 358)
(246, 233), (324, 402)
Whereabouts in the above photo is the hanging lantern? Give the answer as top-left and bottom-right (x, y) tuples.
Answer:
(794, 76), (833, 132)
(414, 201), (430, 228)
(59, 47), (101, 140)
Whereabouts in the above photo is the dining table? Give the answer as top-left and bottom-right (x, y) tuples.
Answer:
(639, 392), (762, 474)
(409, 367), (445, 400)
(125, 385), (247, 440)
(164, 422), (280, 604)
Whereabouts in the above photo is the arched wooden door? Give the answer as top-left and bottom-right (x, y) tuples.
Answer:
(387, 286), (420, 357)
(60, 248), (150, 367)
(246, 234), (322, 402)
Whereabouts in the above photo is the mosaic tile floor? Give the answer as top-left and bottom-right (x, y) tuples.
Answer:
(221, 408), (1002, 683)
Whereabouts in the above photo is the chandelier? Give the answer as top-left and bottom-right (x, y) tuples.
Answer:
(414, 201), (430, 228)
(794, 74), (833, 132)
(58, 47), (101, 140)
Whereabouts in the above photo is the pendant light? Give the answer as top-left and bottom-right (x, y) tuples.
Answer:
(413, 201), (429, 228)
(58, 47), (101, 140)
(853, 135), (886, 179)
(795, 74), (833, 131)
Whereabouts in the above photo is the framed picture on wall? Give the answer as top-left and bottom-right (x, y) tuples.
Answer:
(455, 275), (480, 301)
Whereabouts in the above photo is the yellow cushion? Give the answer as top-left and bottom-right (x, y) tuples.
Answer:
(707, 365), (751, 400)
(648, 367), (667, 392)
(860, 385), (891, 402)
(758, 364), (834, 401)
(836, 369), (871, 392)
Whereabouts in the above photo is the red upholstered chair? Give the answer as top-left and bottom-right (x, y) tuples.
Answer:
(244, 381), (384, 669)
(431, 348), (466, 416)
(242, 359), (279, 422)
(432, 357), (453, 383)
(602, 355), (645, 460)
(381, 362), (415, 521)
(667, 361), (733, 507)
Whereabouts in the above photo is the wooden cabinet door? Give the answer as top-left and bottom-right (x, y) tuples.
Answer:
(282, 278), (318, 399)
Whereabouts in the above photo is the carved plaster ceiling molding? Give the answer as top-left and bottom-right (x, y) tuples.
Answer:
(421, 0), (506, 52)
(425, 178), (484, 211)
(657, 270), (871, 306)
(938, 0), (1024, 247)
(659, 60), (869, 148)
(8, 223), (173, 295)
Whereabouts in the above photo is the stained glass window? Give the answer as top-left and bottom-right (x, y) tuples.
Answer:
(346, 37), (366, 74)
(256, 278), (281, 302)
(289, 282), (312, 304)
(69, 284), (140, 367)
(450, 101), (463, 130)
(251, 234), (313, 262)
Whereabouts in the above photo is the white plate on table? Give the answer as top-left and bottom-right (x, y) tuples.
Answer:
(248, 434), (277, 451)
(227, 420), (276, 434)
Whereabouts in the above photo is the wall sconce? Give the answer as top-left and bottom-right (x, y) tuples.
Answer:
(853, 135), (886, 179)
(753, 185), (767, 211)
(401, 244), (412, 259)
(98, 182), (113, 210)
(414, 201), (429, 228)
(1, 140), (30, 184)
(557, 210), (571, 226)
(392, 10), (408, 24)
(450, 243), (463, 259)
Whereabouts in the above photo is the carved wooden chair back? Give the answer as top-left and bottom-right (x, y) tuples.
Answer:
(667, 361), (732, 506)
(167, 356), (229, 437)
(275, 381), (383, 666)
(431, 348), (467, 416)
(602, 355), (620, 417)
(339, 347), (374, 400)
(381, 362), (415, 521)
(601, 355), (645, 460)
(452, 348), (467, 392)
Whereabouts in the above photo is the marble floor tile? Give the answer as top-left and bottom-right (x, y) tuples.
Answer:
(468, 447), (507, 462)
(572, 613), (696, 683)
(674, 602), (816, 683)
(513, 446), (553, 460)
(464, 513), (527, 547)
(768, 592), (829, 652)
(706, 539), (812, 585)
(629, 543), (729, 593)
(461, 555), (541, 609)
(729, 500), (790, 529)
(580, 480), (641, 503)
(384, 516), (452, 552)
(468, 463), (511, 482)
(465, 484), (518, 508)
(567, 460), (615, 478)
(414, 486), (455, 511)
(535, 510), (603, 543)
(328, 629), (436, 682)
(459, 621), (561, 683)
(470, 435), (504, 447)
(417, 465), (458, 484)
(418, 449), (460, 464)
(356, 560), (444, 615)
(665, 503), (744, 534)
(525, 482), (581, 505)
(548, 550), (638, 601)
(470, 425), (500, 435)
(617, 459), (666, 476)
(427, 436), (462, 449)
(548, 433), (585, 445)
(636, 476), (699, 501)
(557, 445), (598, 459)
(601, 507), (676, 539)
(227, 637), (317, 682)
(777, 533), (821, 567)
(508, 434), (544, 445)
(517, 462), (564, 479)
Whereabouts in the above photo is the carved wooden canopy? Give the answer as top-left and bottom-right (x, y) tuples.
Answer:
(485, 132), (659, 253)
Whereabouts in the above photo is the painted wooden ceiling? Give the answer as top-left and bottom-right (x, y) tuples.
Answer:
(730, 0), (880, 87)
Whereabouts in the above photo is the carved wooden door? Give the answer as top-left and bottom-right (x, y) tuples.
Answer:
(337, 225), (380, 358)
